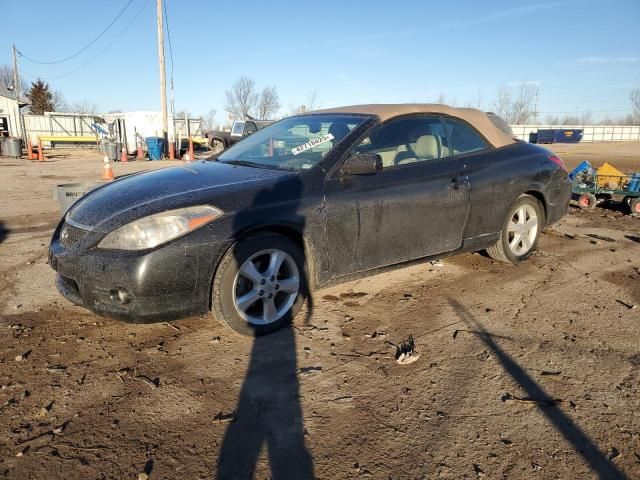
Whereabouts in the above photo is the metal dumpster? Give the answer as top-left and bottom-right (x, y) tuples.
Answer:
(535, 129), (583, 144)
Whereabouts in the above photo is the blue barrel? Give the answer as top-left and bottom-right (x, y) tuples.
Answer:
(627, 173), (640, 193)
(145, 137), (165, 160)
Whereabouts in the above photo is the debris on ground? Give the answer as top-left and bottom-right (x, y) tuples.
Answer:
(473, 463), (485, 477)
(46, 364), (67, 374)
(15, 350), (31, 362)
(135, 375), (160, 389)
(213, 411), (235, 424)
(501, 392), (562, 406)
(616, 299), (636, 309)
(394, 335), (420, 365)
(609, 447), (621, 461)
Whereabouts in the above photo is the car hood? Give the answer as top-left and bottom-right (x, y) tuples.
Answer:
(68, 161), (294, 232)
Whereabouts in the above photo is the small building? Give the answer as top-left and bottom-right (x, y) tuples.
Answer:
(0, 83), (29, 139)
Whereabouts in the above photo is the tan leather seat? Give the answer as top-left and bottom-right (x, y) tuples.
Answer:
(394, 134), (441, 165)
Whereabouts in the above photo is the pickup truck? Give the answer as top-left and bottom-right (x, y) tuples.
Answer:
(206, 119), (272, 153)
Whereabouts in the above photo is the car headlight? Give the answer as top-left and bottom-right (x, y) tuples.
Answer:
(98, 205), (223, 250)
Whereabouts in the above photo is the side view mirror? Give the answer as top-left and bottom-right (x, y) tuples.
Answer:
(342, 153), (383, 176)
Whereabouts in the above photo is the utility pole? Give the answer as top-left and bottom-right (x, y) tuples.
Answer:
(11, 45), (20, 99)
(156, 0), (168, 155)
(12, 44), (26, 143)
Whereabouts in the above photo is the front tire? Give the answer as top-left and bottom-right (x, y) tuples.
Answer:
(210, 138), (225, 154)
(212, 232), (307, 336)
(486, 194), (545, 263)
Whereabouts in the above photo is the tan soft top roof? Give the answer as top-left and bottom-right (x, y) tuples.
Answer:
(310, 103), (515, 148)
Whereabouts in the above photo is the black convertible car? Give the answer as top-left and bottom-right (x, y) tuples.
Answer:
(49, 104), (571, 335)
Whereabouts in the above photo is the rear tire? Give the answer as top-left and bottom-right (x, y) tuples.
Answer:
(578, 193), (597, 209)
(211, 232), (307, 336)
(486, 194), (545, 264)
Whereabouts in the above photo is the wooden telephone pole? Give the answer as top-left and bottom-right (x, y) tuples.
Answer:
(12, 44), (26, 142)
(11, 45), (20, 100)
(156, 0), (168, 155)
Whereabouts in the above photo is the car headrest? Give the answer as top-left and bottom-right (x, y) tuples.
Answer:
(414, 135), (439, 159)
(328, 123), (350, 142)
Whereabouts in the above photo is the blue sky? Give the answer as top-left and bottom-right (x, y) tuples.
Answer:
(2, 0), (639, 121)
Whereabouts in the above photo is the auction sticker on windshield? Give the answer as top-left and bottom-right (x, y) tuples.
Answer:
(291, 133), (334, 155)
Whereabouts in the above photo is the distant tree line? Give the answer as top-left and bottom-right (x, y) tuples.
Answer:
(2, 63), (638, 126)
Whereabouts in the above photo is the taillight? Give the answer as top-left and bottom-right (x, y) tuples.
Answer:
(548, 155), (567, 172)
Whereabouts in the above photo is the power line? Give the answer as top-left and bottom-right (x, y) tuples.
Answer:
(31, 0), (152, 80)
(163, 0), (174, 88)
(537, 109), (631, 114)
(18, 0), (135, 65)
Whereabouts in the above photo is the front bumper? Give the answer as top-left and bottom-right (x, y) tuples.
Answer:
(49, 232), (231, 323)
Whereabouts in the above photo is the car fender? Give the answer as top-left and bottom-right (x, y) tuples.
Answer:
(228, 219), (322, 289)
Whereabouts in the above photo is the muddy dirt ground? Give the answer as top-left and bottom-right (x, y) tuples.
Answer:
(0, 143), (639, 479)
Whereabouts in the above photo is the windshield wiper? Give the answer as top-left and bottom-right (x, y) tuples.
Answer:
(220, 160), (264, 168)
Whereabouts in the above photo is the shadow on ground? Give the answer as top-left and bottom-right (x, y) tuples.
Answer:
(216, 175), (314, 479)
(448, 297), (627, 480)
(0, 221), (9, 244)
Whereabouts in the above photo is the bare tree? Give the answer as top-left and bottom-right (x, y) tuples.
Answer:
(0, 64), (29, 97)
(256, 86), (280, 119)
(201, 108), (218, 131)
(475, 89), (483, 110)
(51, 90), (68, 112)
(68, 100), (98, 114)
(0, 64), (13, 89)
(305, 91), (321, 111)
(287, 91), (323, 117)
(434, 92), (457, 106)
(492, 83), (539, 124)
(492, 86), (512, 121)
(225, 76), (258, 119)
(631, 89), (640, 121)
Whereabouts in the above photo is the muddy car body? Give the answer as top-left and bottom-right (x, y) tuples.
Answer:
(49, 104), (571, 335)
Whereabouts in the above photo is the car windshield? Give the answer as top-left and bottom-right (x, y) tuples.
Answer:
(217, 114), (369, 171)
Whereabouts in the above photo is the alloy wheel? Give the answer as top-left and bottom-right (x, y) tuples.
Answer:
(233, 249), (300, 325)
(507, 204), (539, 256)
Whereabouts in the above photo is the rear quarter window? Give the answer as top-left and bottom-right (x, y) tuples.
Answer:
(443, 118), (489, 156)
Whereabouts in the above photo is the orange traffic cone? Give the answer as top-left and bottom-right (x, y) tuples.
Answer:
(102, 155), (114, 180)
(37, 138), (45, 162)
(136, 141), (143, 160)
(27, 139), (34, 160)
(169, 141), (175, 160)
(120, 143), (128, 162)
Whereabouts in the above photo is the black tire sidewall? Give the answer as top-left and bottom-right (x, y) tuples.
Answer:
(500, 196), (545, 263)
(212, 233), (308, 336)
